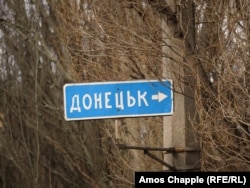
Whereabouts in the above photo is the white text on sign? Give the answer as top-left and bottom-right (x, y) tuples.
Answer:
(70, 90), (154, 112)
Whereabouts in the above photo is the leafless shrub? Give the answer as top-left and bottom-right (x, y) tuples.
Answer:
(193, 0), (250, 171)
(0, 0), (249, 187)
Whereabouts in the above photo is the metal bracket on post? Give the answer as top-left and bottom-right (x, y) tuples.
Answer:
(118, 144), (200, 171)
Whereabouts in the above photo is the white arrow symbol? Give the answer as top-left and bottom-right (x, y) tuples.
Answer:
(151, 92), (167, 102)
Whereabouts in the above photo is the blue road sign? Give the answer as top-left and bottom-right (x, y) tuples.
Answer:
(63, 80), (173, 121)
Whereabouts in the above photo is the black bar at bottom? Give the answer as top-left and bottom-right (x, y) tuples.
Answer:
(134, 172), (250, 188)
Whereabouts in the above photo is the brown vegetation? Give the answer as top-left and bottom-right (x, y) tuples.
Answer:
(0, 0), (249, 187)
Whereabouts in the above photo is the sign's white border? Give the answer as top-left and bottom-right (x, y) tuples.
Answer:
(63, 79), (173, 121)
